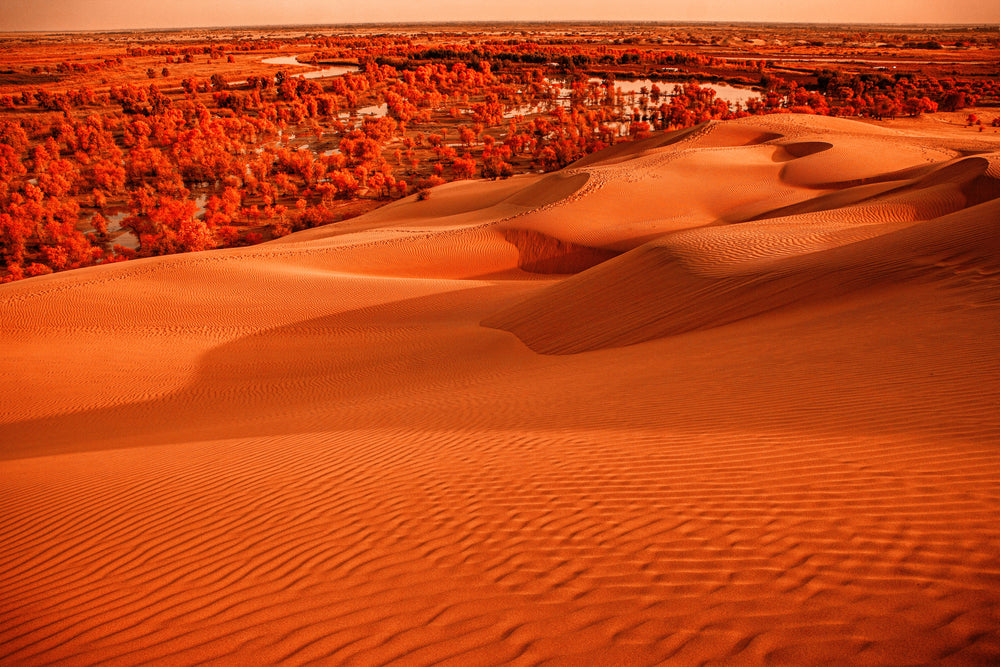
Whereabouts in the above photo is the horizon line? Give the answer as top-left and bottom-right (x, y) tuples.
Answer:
(2, 19), (998, 36)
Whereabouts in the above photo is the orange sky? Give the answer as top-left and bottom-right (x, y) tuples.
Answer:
(1, 0), (998, 32)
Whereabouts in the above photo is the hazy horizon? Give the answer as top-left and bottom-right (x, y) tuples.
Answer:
(2, 0), (999, 33)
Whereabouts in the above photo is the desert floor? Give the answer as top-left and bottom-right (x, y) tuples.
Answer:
(2, 113), (999, 665)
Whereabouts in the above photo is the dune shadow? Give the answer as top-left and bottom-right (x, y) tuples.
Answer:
(0, 285), (513, 459)
(754, 155), (996, 222)
(483, 194), (1000, 355)
(499, 228), (620, 274)
(771, 141), (833, 162)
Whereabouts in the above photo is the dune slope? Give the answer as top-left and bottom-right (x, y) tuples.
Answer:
(2, 115), (999, 666)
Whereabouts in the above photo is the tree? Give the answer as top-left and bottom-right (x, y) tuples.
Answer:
(91, 213), (108, 236)
(452, 153), (477, 179)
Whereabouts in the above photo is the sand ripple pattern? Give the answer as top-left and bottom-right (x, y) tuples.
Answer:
(2, 114), (1000, 666)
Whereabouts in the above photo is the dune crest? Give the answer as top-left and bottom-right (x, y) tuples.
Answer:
(3, 115), (1000, 666)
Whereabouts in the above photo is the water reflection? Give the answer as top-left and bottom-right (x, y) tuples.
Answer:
(588, 78), (761, 106)
(503, 78), (761, 119)
(261, 55), (360, 80)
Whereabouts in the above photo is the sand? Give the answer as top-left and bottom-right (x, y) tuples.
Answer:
(2, 114), (999, 665)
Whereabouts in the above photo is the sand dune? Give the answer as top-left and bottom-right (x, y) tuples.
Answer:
(2, 114), (1000, 665)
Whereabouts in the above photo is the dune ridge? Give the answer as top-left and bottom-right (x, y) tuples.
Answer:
(2, 114), (999, 665)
